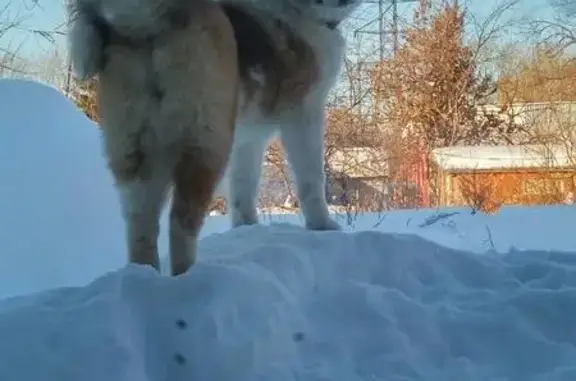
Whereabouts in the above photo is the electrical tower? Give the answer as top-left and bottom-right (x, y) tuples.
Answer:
(356, 0), (418, 59)
(351, 0), (417, 126)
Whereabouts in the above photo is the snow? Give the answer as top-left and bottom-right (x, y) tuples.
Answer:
(1, 78), (576, 380)
(0, 78), (129, 298)
(431, 144), (574, 171)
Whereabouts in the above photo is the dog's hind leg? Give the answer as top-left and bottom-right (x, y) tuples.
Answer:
(169, 145), (231, 276)
(227, 124), (275, 228)
(118, 173), (170, 271)
(280, 103), (340, 231)
(156, 1), (238, 275)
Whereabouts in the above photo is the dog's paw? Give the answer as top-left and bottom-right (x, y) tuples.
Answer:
(306, 217), (341, 231)
(232, 216), (259, 228)
(231, 205), (259, 228)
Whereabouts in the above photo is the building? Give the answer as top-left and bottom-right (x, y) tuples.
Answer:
(257, 147), (392, 211)
(325, 147), (390, 210)
(430, 144), (576, 208)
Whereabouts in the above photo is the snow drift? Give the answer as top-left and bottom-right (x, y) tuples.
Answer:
(1, 224), (576, 381)
(0, 79), (130, 298)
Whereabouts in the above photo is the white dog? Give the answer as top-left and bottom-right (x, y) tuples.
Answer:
(216, 0), (362, 230)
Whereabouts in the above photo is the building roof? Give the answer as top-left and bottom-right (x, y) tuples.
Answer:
(431, 144), (576, 171)
(328, 147), (389, 178)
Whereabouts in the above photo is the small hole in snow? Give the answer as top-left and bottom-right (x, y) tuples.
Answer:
(174, 353), (187, 365)
(176, 319), (188, 330)
(292, 332), (305, 342)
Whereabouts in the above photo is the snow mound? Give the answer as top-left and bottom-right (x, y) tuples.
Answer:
(1, 223), (575, 381)
(0, 79), (127, 298)
(332, 206), (576, 254)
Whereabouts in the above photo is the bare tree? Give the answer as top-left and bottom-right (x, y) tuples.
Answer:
(552, 0), (576, 16)
(0, 1), (65, 78)
(29, 46), (69, 89)
(499, 46), (576, 104)
(0, 2), (29, 77)
(529, 0), (575, 52)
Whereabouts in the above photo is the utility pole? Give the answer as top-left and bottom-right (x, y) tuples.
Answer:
(377, 0), (385, 60)
(353, 0), (417, 124)
(64, 0), (73, 97)
(392, 0), (399, 54)
(65, 58), (72, 96)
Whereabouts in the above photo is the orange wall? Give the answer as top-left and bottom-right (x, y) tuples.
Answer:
(439, 170), (576, 207)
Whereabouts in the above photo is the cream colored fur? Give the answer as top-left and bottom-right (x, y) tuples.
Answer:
(67, 0), (239, 275)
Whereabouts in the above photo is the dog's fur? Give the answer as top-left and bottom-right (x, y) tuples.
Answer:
(214, 0), (361, 230)
(67, 0), (239, 275)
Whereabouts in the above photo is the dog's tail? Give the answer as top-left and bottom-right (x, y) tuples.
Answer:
(67, 2), (107, 81)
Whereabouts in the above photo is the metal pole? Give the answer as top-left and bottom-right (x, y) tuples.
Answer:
(361, 0), (415, 56)
(392, 0), (399, 55)
(378, 0), (384, 61)
(64, 0), (73, 97)
(65, 58), (72, 96)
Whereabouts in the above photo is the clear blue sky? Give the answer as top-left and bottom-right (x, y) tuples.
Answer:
(0, 0), (556, 60)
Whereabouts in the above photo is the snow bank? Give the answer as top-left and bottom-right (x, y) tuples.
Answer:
(341, 205), (576, 254)
(207, 205), (576, 254)
(1, 223), (575, 381)
(0, 79), (129, 298)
